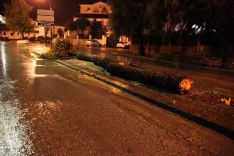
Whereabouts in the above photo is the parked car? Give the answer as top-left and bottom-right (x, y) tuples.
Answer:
(116, 42), (130, 49)
(86, 39), (102, 47)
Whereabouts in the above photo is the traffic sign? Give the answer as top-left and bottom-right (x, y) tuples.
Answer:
(37, 9), (54, 22)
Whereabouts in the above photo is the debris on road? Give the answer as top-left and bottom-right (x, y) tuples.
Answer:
(220, 98), (232, 106)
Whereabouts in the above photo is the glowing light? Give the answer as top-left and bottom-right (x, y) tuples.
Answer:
(30, 44), (50, 55)
(0, 91), (33, 155)
(0, 15), (6, 24)
(1, 42), (7, 79)
(34, 0), (47, 3)
(36, 101), (62, 117)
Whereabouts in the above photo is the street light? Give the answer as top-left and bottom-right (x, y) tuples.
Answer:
(35, 0), (54, 45)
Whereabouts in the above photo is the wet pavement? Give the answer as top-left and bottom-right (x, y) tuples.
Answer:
(0, 42), (234, 155)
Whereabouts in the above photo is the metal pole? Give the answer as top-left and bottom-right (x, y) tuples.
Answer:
(44, 24), (46, 45)
(49, 0), (52, 10)
(50, 25), (53, 48)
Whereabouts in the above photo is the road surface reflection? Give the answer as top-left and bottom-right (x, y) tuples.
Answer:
(0, 42), (33, 155)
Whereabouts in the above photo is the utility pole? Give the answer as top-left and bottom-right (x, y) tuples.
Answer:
(37, 0), (54, 46)
(49, 0), (52, 10)
(49, 0), (53, 45)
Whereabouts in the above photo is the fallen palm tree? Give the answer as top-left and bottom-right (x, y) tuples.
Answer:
(77, 53), (193, 94)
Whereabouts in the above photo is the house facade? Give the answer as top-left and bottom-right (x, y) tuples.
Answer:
(74, 1), (111, 27)
(73, 1), (112, 38)
(70, 1), (129, 46)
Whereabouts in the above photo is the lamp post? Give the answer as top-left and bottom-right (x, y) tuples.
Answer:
(35, 0), (54, 44)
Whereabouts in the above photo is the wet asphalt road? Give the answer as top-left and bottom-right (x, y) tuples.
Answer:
(0, 42), (233, 155)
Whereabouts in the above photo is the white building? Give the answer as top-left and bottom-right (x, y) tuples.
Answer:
(73, 1), (111, 27)
(0, 24), (65, 40)
(80, 1), (111, 14)
(70, 1), (129, 46)
(0, 15), (65, 40)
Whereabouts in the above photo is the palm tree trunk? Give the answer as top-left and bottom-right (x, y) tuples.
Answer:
(21, 32), (24, 39)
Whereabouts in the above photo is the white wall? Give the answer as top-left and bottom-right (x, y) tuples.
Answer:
(0, 25), (65, 39)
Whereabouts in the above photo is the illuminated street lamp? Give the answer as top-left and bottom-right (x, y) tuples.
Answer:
(0, 15), (6, 24)
(35, 0), (54, 44)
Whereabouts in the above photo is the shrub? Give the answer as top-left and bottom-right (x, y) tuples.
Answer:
(53, 39), (73, 58)
(39, 39), (74, 59)
(92, 57), (114, 68)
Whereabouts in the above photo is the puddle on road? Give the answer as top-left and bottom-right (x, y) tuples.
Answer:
(0, 42), (34, 155)
(0, 80), (34, 155)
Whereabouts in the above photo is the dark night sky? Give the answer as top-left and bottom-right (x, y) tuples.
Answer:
(0, 0), (107, 25)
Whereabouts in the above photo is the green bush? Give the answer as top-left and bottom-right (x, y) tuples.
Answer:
(53, 39), (74, 58)
(92, 57), (114, 68)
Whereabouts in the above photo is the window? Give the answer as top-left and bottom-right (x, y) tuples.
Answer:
(93, 7), (99, 13)
(102, 7), (107, 13)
